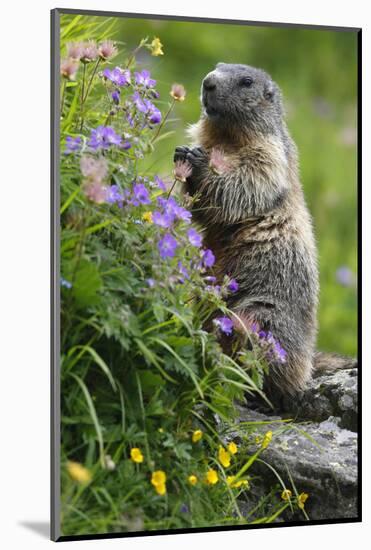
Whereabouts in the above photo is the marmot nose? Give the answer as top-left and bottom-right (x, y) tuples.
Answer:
(203, 75), (217, 92)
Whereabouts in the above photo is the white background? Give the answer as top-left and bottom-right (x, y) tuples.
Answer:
(0, 0), (368, 547)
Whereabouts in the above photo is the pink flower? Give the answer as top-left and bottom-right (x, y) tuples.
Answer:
(170, 83), (186, 101)
(98, 40), (118, 60)
(61, 58), (79, 80)
(209, 148), (231, 175)
(174, 160), (192, 182)
(66, 42), (84, 60)
(82, 182), (108, 204)
(80, 156), (108, 182)
(81, 40), (98, 63)
(60, 58), (79, 80)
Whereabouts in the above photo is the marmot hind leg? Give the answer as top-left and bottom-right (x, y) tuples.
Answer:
(231, 308), (313, 398)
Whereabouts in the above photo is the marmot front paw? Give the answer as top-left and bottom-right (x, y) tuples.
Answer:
(174, 145), (192, 163)
(174, 146), (208, 186)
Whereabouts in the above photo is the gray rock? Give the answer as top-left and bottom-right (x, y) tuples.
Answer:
(281, 368), (358, 432)
(232, 368), (358, 522)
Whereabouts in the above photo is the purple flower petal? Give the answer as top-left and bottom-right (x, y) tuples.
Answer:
(214, 316), (233, 335)
(187, 228), (202, 247)
(133, 183), (151, 205)
(158, 233), (178, 259)
(64, 136), (81, 154)
(202, 249), (215, 268)
(228, 279), (239, 293)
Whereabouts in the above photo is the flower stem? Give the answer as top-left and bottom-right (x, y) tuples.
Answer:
(126, 43), (144, 69)
(79, 63), (87, 132)
(150, 98), (175, 145)
(60, 80), (66, 115)
(166, 179), (178, 199)
(83, 57), (101, 103)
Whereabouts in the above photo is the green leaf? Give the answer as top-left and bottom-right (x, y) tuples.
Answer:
(72, 260), (102, 308)
(70, 372), (105, 467)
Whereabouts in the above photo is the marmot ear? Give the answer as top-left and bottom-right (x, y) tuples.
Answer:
(264, 82), (275, 101)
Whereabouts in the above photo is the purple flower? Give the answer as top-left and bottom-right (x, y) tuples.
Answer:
(156, 197), (191, 223)
(178, 261), (189, 282)
(336, 266), (355, 287)
(111, 90), (120, 104)
(131, 91), (147, 113)
(134, 69), (156, 88)
(228, 279), (239, 293)
(152, 211), (174, 228)
(127, 113), (135, 127)
(121, 141), (132, 150)
(65, 136), (81, 154)
(88, 126), (122, 150)
(175, 206), (192, 223)
(131, 92), (147, 113)
(132, 183), (151, 205)
(254, 329), (287, 364)
(131, 93), (162, 124)
(154, 175), (167, 191)
(214, 316), (234, 335)
(145, 100), (162, 124)
(272, 341), (287, 363)
(107, 185), (124, 206)
(158, 233), (178, 259)
(180, 503), (189, 514)
(146, 278), (155, 288)
(103, 67), (131, 86)
(202, 249), (215, 268)
(187, 228), (202, 247)
(205, 276), (217, 283)
(251, 322), (260, 333)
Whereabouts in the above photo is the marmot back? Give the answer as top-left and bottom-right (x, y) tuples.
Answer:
(174, 63), (355, 398)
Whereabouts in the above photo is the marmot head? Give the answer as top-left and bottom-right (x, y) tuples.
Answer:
(201, 63), (283, 133)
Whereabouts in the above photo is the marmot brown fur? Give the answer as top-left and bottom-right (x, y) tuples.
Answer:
(174, 63), (356, 398)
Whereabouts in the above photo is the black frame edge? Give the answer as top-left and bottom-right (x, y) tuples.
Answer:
(51, 7), (61, 543)
(55, 7), (361, 33)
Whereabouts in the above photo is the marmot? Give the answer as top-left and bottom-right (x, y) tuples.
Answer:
(174, 63), (356, 398)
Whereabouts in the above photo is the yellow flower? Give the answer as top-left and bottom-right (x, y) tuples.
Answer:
(227, 442), (238, 455)
(218, 446), (231, 468)
(130, 447), (144, 463)
(188, 474), (198, 486)
(206, 469), (219, 485)
(281, 489), (292, 501)
(192, 429), (203, 443)
(151, 470), (166, 486)
(154, 482), (166, 495)
(261, 430), (273, 449)
(158, 427), (164, 433)
(226, 476), (249, 489)
(149, 37), (164, 56)
(142, 211), (153, 223)
(67, 461), (92, 484)
(297, 492), (309, 509)
(255, 435), (262, 445)
(151, 470), (167, 495)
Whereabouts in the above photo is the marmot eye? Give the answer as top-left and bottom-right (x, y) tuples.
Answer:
(240, 77), (253, 87)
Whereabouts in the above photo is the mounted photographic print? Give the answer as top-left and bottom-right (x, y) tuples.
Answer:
(51, 8), (361, 541)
